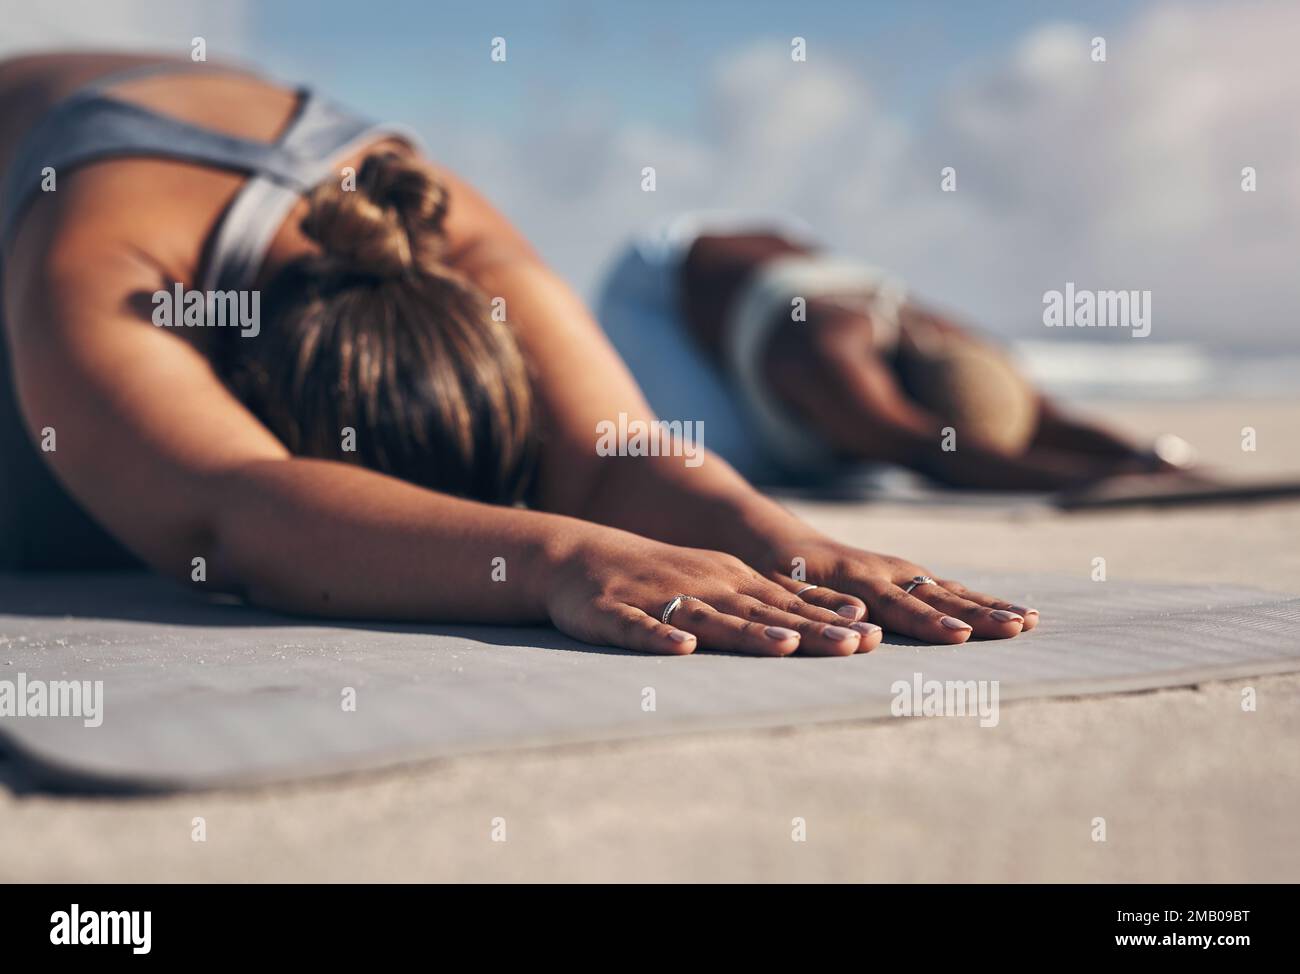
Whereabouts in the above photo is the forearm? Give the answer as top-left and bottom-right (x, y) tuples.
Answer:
(1032, 398), (1149, 458)
(578, 451), (819, 567)
(205, 457), (593, 621)
(863, 403), (1109, 489)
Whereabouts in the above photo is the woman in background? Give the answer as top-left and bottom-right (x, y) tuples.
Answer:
(0, 52), (1036, 656)
(598, 212), (1180, 491)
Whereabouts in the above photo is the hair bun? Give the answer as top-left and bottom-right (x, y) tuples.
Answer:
(302, 152), (450, 277)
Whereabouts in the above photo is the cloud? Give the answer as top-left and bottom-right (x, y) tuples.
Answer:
(443, 1), (1300, 349)
(7, 1), (1294, 348)
(0, 0), (251, 61)
(896, 2), (1300, 347)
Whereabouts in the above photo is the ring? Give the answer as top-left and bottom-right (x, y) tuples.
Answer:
(903, 575), (936, 594)
(795, 584), (819, 596)
(661, 594), (702, 625)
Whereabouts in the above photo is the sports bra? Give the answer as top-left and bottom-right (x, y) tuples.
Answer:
(1, 60), (418, 288)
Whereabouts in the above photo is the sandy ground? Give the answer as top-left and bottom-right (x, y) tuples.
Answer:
(1, 399), (1298, 882)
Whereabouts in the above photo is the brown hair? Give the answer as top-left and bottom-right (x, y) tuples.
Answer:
(219, 152), (537, 504)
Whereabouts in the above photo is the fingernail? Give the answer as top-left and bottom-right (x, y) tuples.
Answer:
(1010, 605), (1039, 618)
(835, 604), (862, 619)
(668, 629), (694, 643)
(990, 609), (1024, 623)
(852, 622), (882, 635)
(940, 616), (973, 631)
(765, 626), (800, 641)
(823, 625), (858, 642)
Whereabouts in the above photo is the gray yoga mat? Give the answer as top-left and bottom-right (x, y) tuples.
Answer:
(1, 571), (1298, 792)
(774, 471), (1300, 511)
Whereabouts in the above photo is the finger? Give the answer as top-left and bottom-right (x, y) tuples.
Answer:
(665, 599), (802, 657)
(743, 582), (883, 650)
(604, 602), (698, 655)
(771, 577), (867, 622)
(908, 585), (1024, 639)
(748, 577), (868, 627)
(935, 578), (1040, 631)
(715, 594), (863, 656)
(746, 579), (879, 652)
(855, 583), (974, 645)
(853, 623), (884, 653)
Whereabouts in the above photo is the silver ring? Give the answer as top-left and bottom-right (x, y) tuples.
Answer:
(795, 584), (819, 596)
(661, 594), (702, 625)
(903, 575), (936, 594)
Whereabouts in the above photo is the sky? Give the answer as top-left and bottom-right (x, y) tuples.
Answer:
(3, 0), (1298, 350)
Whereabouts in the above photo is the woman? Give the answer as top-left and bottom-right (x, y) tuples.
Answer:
(0, 52), (1036, 656)
(598, 212), (1180, 491)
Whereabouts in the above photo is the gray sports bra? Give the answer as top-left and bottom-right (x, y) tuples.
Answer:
(0, 60), (418, 289)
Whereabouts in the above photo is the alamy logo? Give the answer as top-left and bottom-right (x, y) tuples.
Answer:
(595, 412), (704, 468)
(152, 284), (261, 337)
(50, 904), (151, 954)
(1042, 282), (1151, 338)
(890, 672), (1000, 727)
(0, 673), (103, 727)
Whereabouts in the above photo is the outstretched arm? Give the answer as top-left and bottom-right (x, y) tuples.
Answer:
(3, 237), (879, 656)
(5, 243), (571, 618)
(452, 233), (1036, 642)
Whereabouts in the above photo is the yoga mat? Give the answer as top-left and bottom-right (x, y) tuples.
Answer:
(767, 467), (1049, 508)
(1, 572), (1298, 792)
(774, 470), (1300, 511)
(1056, 473), (1300, 510)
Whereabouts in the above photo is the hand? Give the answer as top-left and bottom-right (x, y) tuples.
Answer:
(544, 528), (882, 656)
(754, 537), (1038, 644)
